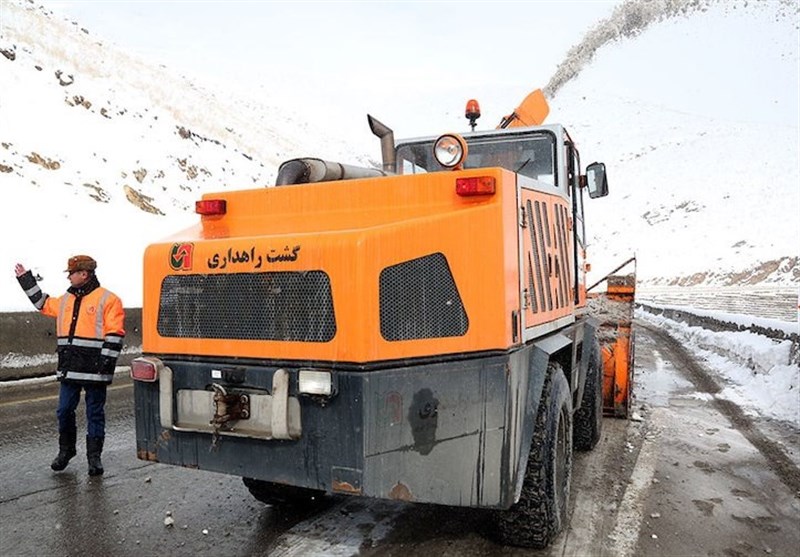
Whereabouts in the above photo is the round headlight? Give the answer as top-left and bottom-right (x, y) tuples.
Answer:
(433, 134), (468, 169)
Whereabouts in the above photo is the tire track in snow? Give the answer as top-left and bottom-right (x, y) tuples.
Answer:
(639, 321), (800, 497)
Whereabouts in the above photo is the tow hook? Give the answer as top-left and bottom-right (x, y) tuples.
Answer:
(210, 383), (251, 427)
(210, 383), (250, 450)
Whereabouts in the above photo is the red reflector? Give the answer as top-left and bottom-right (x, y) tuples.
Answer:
(195, 199), (227, 215)
(131, 357), (159, 382)
(456, 176), (496, 196)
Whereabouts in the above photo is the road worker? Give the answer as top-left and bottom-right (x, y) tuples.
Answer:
(14, 255), (125, 476)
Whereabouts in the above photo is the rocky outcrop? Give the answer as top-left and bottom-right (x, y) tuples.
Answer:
(0, 45), (16, 61)
(67, 95), (91, 109)
(646, 257), (800, 287)
(54, 69), (74, 86)
(26, 152), (60, 170)
(82, 182), (110, 203)
(123, 184), (164, 215)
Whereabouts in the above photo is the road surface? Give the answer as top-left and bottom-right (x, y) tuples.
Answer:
(0, 323), (797, 556)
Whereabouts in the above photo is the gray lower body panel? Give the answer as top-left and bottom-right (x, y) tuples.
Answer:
(134, 324), (588, 508)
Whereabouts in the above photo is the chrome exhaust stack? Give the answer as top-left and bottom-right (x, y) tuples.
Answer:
(368, 115), (395, 173)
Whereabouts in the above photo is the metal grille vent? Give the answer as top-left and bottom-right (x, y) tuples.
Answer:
(379, 253), (468, 341)
(157, 272), (336, 342)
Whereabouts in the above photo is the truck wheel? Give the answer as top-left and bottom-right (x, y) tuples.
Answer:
(574, 339), (603, 451)
(242, 477), (325, 507)
(493, 362), (573, 549)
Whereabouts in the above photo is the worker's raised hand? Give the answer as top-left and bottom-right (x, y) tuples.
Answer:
(14, 263), (27, 277)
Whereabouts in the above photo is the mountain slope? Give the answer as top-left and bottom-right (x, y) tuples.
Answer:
(0, 0), (371, 310)
(547, 0), (799, 287)
(0, 0), (797, 313)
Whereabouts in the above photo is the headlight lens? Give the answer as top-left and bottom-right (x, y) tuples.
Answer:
(433, 134), (468, 169)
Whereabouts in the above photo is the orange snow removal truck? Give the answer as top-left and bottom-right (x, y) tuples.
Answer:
(132, 88), (635, 549)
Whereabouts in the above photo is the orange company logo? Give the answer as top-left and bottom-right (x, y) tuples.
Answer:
(170, 243), (194, 271)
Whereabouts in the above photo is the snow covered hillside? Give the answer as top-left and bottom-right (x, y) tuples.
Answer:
(0, 0), (797, 312)
(0, 0), (374, 311)
(546, 0), (799, 289)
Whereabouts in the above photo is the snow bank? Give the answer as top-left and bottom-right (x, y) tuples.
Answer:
(637, 307), (800, 425)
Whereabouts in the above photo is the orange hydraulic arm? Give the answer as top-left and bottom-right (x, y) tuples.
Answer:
(497, 89), (550, 129)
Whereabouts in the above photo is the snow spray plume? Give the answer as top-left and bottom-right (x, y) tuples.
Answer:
(543, 0), (799, 99)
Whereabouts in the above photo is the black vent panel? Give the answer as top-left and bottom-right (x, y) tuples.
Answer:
(379, 253), (468, 341)
(157, 272), (336, 342)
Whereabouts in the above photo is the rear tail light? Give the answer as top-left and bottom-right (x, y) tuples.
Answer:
(456, 176), (496, 196)
(195, 199), (227, 216)
(131, 357), (162, 382)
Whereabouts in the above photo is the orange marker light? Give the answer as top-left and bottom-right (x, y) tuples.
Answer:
(465, 99), (481, 131)
(465, 99), (481, 118)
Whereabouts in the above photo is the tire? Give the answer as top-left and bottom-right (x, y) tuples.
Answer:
(242, 477), (325, 507)
(493, 362), (573, 549)
(574, 339), (603, 451)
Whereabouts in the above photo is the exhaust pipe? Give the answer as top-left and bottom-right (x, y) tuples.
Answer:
(367, 115), (395, 173)
(276, 158), (387, 186)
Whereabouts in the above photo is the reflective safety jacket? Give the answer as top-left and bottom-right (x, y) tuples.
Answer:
(17, 271), (125, 384)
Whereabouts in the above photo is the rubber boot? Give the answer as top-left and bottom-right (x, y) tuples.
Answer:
(86, 436), (104, 476)
(51, 429), (77, 471)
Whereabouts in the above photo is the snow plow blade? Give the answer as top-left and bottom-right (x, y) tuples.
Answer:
(587, 261), (636, 418)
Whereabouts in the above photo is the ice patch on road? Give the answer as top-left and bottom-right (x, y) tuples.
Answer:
(269, 499), (399, 556)
(636, 349), (694, 407)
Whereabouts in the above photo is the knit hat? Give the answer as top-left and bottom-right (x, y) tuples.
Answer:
(65, 255), (97, 273)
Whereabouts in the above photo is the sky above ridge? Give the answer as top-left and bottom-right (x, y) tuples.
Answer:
(41, 0), (623, 133)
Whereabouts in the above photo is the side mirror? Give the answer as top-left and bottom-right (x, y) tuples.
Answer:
(585, 162), (608, 199)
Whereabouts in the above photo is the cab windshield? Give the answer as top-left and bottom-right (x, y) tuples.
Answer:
(396, 131), (556, 186)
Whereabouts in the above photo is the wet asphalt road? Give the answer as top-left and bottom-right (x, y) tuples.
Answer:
(1, 324), (798, 556)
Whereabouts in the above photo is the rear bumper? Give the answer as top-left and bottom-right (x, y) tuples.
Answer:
(134, 347), (548, 508)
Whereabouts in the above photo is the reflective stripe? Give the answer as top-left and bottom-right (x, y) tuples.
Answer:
(25, 285), (46, 309)
(95, 291), (110, 338)
(57, 337), (104, 348)
(57, 295), (70, 337)
(24, 284), (41, 297)
(101, 348), (120, 357)
(105, 334), (124, 343)
(63, 371), (114, 382)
